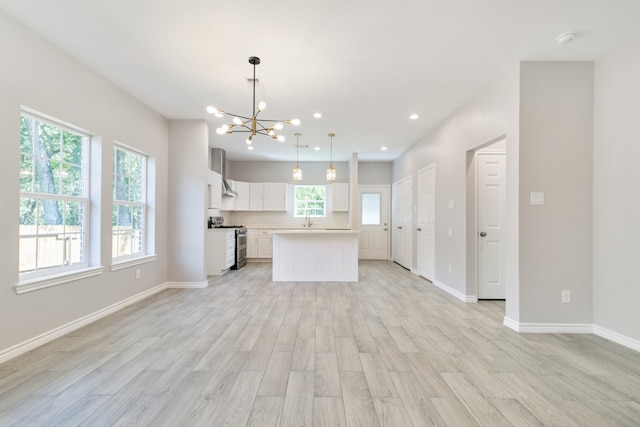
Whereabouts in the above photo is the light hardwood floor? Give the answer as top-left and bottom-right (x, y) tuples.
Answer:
(1, 261), (639, 426)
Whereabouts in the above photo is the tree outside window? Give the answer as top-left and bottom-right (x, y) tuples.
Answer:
(294, 185), (326, 217)
(112, 146), (147, 259)
(19, 113), (88, 274)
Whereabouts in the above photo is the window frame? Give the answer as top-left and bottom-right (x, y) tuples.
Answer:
(294, 185), (327, 218)
(111, 144), (149, 263)
(18, 111), (92, 283)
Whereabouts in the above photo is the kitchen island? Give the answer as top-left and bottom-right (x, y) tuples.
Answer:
(270, 229), (359, 282)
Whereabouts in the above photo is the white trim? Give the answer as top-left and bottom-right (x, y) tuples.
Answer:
(166, 280), (209, 289)
(110, 254), (157, 271)
(504, 320), (593, 334)
(594, 325), (640, 353)
(0, 283), (167, 364)
(15, 266), (105, 294)
(432, 279), (477, 303)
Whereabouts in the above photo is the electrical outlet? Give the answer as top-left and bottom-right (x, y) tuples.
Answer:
(561, 290), (570, 303)
(135, 269), (141, 280)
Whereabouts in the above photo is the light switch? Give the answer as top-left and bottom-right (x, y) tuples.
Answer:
(530, 192), (544, 205)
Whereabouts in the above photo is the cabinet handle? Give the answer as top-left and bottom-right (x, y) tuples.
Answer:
(398, 226), (402, 229)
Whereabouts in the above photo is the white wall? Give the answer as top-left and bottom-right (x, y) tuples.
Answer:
(167, 120), (209, 284)
(593, 37), (640, 342)
(393, 65), (520, 321)
(518, 62), (594, 325)
(0, 11), (169, 353)
(359, 162), (393, 185)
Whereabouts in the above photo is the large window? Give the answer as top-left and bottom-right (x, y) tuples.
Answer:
(112, 146), (147, 260)
(294, 185), (326, 217)
(19, 113), (89, 276)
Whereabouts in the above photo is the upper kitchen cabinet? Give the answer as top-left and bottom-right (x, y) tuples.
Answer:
(332, 183), (349, 212)
(249, 182), (287, 211)
(208, 170), (222, 209)
(235, 181), (251, 210)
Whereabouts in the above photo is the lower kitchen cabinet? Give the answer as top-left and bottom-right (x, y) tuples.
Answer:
(257, 229), (273, 258)
(247, 229), (258, 258)
(206, 230), (235, 275)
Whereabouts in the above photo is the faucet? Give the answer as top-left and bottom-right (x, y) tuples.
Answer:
(305, 212), (313, 228)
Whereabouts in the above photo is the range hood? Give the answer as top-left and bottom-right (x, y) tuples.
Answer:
(210, 148), (238, 197)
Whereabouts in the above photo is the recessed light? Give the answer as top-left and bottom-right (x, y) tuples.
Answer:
(314, 146), (320, 151)
(381, 146), (387, 151)
(409, 114), (419, 120)
(247, 146), (254, 150)
(313, 112), (322, 118)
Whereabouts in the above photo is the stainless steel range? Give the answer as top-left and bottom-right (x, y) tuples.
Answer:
(208, 217), (247, 270)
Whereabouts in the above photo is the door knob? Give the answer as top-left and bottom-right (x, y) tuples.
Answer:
(480, 231), (487, 237)
(417, 228), (422, 231)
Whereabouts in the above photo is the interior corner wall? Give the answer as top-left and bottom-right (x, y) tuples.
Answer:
(0, 11), (169, 354)
(392, 65), (519, 308)
(167, 120), (208, 283)
(593, 36), (640, 342)
(518, 61), (594, 324)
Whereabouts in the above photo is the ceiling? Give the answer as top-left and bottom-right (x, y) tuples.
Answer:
(2, 1), (640, 162)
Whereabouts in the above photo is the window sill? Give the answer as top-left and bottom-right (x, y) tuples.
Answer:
(110, 254), (157, 271)
(16, 266), (105, 295)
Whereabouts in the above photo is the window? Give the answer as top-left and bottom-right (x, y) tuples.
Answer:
(112, 146), (147, 260)
(361, 193), (381, 225)
(294, 185), (326, 217)
(19, 112), (89, 276)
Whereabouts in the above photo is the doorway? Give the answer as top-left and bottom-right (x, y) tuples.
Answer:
(469, 140), (506, 300)
(417, 164), (435, 281)
(357, 186), (390, 260)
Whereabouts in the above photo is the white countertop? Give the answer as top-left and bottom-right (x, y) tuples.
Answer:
(270, 229), (359, 234)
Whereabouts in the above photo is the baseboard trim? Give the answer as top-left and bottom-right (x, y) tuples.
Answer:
(594, 325), (640, 352)
(504, 321), (593, 334)
(166, 280), (209, 289)
(0, 283), (167, 365)
(432, 280), (476, 303)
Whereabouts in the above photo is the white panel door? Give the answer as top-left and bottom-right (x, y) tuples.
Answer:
(477, 153), (506, 299)
(358, 186), (389, 259)
(417, 164), (435, 281)
(391, 177), (412, 269)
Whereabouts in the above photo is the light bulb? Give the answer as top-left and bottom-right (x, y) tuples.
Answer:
(274, 122), (284, 131)
(216, 126), (227, 135)
(293, 166), (302, 182)
(206, 106), (218, 115)
(268, 129), (276, 136)
(290, 119), (301, 126)
(277, 135), (285, 142)
(258, 101), (267, 111)
(233, 117), (242, 125)
(246, 136), (252, 145)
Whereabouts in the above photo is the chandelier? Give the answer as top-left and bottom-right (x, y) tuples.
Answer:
(326, 133), (336, 182)
(293, 133), (302, 182)
(206, 56), (300, 145)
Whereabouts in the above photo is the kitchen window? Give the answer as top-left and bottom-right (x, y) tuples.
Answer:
(112, 145), (147, 261)
(19, 112), (90, 279)
(294, 185), (326, 217)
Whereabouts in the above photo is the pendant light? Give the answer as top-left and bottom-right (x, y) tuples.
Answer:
(293, 133), (302, 182)
(326, 133), (336, 183)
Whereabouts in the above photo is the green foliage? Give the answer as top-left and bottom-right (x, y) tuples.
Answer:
(295, 185), (326, 217)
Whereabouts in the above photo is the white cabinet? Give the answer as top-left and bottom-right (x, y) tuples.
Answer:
(208, 170), (222, 209)
(258, 229), (273, 258)
(206, 230), (235, 275)
(249, 182), (287, 211)
(264, 183), (287, 211)
(247, 229), (258, 258)
(332, 183), (349, 212)
(235, 181), (251, 211)
(249, 183), (264, 211)
(247, 228), (270, 259)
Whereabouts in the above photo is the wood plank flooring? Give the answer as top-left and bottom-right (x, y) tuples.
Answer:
(1, 261), (639, 426)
